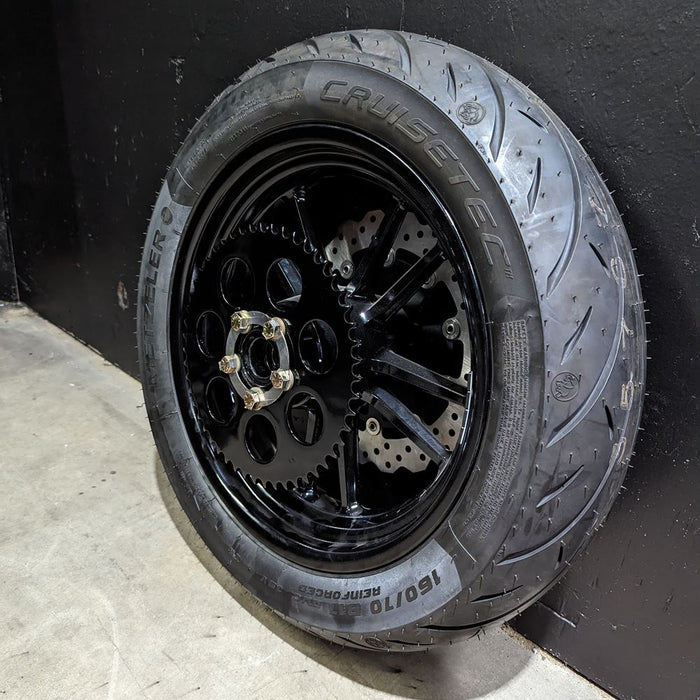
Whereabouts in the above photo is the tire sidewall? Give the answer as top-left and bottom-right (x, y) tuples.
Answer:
(138, 60), (544, 639)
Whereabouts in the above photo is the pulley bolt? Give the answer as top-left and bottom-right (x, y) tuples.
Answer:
(365, 418), (381, 436)
(243, 387), (266, 411)
(218, 354), (241, 375)
(340, 260), (354, 279)
(231, 310), (253, 334)
(262, 317), (285, 341)
(442, 318), (461, 340)
(270, 369), (295, 391)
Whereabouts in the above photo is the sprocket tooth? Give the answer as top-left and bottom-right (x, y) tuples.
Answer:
(342, 415), (355, 431)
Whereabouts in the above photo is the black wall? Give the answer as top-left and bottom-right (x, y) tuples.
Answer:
(0, 86), (18, 302)
(0, 175), (17, 302)
(2, 2), (698, 698)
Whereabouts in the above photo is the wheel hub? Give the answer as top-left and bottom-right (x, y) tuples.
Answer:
(221, 310), (294, 411)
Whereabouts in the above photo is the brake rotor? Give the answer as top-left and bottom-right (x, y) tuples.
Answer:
(324, 209), (471, 473)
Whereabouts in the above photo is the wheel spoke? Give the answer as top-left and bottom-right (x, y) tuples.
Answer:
(293, 188), (323, 252)
(357, 245), (445, 325)
(338, 424), (361, 513)
(350, 200), (406, 297)
(370, 349), (468, 404)
(361, 386), (449, 465)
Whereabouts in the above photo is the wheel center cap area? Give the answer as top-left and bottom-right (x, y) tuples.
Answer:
(220, 310), (293, 411)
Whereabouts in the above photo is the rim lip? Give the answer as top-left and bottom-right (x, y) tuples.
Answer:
(170, 123), (492, 574)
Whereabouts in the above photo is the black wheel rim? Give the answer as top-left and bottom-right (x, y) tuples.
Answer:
(172, 125), (490, 573)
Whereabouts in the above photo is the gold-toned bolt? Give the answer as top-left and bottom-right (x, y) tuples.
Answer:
(218, 354), (241, 375)
(231, 310), (253, 334)
(262, 317), (285, 341)
(270, 369), (295, 391)
(243, 387), (265, 411)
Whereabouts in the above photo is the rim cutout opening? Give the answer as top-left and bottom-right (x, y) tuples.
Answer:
(267, 258), (303, 311)
(205, 376), (237, 425)
(286, 393), (324, 446)
(220, 257), (254, 308)
(196, 311), (226, 359)
(244, 414), (277, 464)
(298, 319), (338, 375)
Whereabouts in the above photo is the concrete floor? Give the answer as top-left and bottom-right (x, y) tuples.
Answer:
(0, 304), (611, 700)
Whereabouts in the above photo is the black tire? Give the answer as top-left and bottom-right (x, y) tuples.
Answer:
(137, 30), (645, 651)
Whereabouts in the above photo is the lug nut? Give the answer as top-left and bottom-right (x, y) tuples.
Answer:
(243, 387), (266, 411)
(231, 310), (253, 334)
(365, 418), (381, 436)
(340, 260), (354, 279)
(442, 318), (461, 340)
(270, 369), (295, 391)
(218, 354), (241, 375)
(262, 317), (285, 341)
